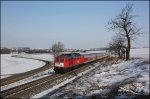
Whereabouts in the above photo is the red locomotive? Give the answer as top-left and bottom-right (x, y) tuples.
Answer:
(54, 52), (106, 73)
(54, 53), (86, 73)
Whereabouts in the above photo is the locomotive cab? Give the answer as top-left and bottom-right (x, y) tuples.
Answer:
(54, 56), (64, 67)
(54, 53), (86, 73)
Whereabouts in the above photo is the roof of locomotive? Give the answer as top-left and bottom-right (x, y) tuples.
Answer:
(57, 53), (81, 58)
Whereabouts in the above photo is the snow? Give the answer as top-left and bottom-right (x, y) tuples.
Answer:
(85, 50), (107, 54)
(18, 53), (54, 62)
(32, 63), (100, 98)
(131, 48), (149, 59)
(1, 48), (149, 98)
(80, 50), (107, 55)
(33, 48), (149, 98)
(1, 54), (46, 79)
(50, 59), (148, 98)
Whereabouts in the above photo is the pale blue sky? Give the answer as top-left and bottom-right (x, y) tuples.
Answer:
(1, 1), (149, 49)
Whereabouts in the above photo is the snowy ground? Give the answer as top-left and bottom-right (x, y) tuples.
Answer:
(131, 48), (149, 59)
(80, 50), (107, 55)
(32, 48), (149, 98)
(17, 53), (54, 62)
(1, 54), (46, 79)
(1, 48), (149, 98)
(85, 50), (106, 54)
(1, 53), (54, 79)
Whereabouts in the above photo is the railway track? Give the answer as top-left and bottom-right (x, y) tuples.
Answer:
(0, 55), (109, 98)
(1, 55), (53, 87)
(0, 74), (60, 98)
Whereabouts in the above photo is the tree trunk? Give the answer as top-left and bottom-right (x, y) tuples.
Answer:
(123, 49), (126, 59)
(118, 50), (121, 58)
(126, 49), (129, 61)
(126, 36), (131, 61)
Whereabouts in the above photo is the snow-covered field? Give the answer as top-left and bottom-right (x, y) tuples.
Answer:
(80, 50), (107, 55)
(18, 53), (54, 62)
(1, 54), (46, 79)
(131, 48), (149, 59)
(32, 48), (149, 98)
(1, 53), (54, 79)
(85, 50), (106, 54)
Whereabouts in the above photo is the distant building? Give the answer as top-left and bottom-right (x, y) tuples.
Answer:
(0, 47), (11, 54)
(12, 47), (30, 54)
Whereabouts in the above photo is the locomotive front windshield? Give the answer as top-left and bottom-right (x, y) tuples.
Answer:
(60, 58), (64, 62)
(55, 57), (64, 62)
(55, 57), (59, 62)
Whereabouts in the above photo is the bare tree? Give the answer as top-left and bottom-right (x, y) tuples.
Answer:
(108, 4), (142, 61)
(51, 42), (64, 57)
(108, 35), (126, 59)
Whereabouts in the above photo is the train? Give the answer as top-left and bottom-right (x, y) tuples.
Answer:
(54, 52), (106, 73)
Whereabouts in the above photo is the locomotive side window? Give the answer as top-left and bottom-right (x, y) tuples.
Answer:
(76, 53), (81, 56)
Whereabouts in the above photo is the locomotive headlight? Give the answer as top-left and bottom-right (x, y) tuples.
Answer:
(55, 63), (64, 67)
